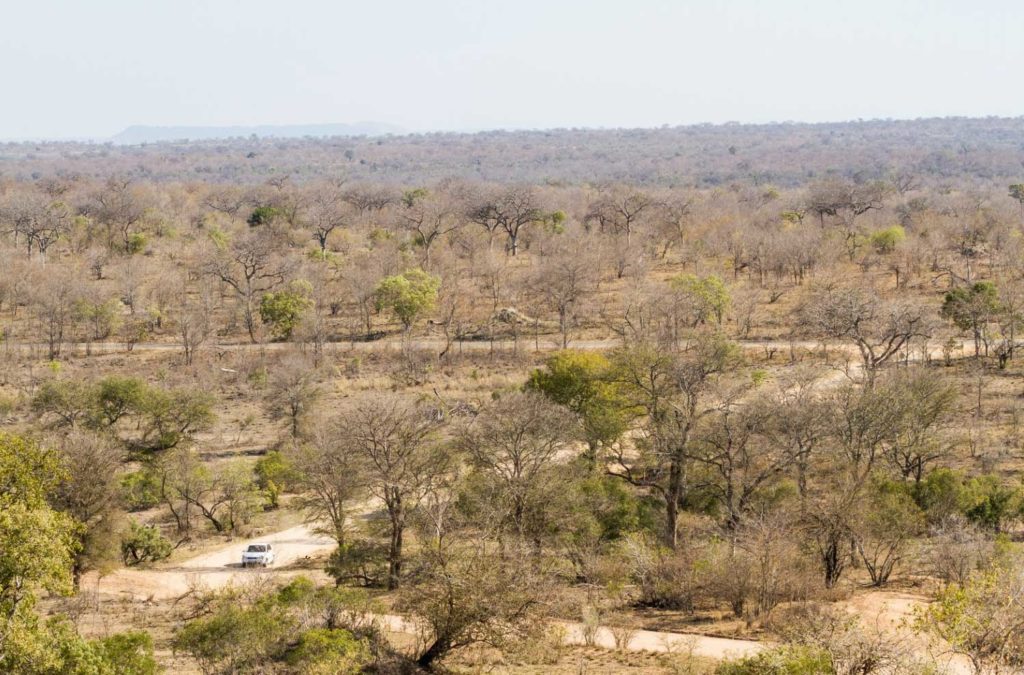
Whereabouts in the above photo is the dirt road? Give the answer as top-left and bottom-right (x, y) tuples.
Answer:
(89, 524), (767, 662)
(88, 524), (336, 600)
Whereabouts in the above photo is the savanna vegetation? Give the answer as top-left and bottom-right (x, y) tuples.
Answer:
(3, 117), (1024, 672)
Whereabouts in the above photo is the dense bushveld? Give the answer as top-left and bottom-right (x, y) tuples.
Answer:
(3, 118), (1024, 673)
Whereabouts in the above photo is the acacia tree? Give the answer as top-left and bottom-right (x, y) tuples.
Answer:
(584, 186), (655, 247)
(457, 391), (573, 552)
(608, 334), (740, 547)
(467, 186), (544, 255)
(335, 395), (447, 589)
(398, 187), (464, 268)
(305, 183), (351, 255)
(804, 287), (931, 387)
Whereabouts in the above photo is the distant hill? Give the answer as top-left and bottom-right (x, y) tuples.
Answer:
(111, 122), (404, 144)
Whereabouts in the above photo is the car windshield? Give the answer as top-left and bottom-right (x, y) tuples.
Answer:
(246, 545), (267, 552)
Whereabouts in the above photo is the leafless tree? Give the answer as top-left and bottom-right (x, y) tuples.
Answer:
(203, 229), (293, 342)
(335, 395), (447, 589)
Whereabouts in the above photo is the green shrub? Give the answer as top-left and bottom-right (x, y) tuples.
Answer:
(120, 469), (161, 511)
(716, 646), (832, 674)
(121, 520), (173, 566)
(93, 631), (158, 675)
(285, 628), (371, 674)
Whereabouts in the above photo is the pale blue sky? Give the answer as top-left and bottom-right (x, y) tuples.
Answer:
(1, 0), (1020, 139)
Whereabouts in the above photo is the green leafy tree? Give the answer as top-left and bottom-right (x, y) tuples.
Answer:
(941, 281), (1000, 357)
(918, 563), (1024, 674)
(285, 628), (370, 673)
(527, 350), (633, 463)
(668, 273), (731, 328)
(0, 433), (80, 670)
(137, 387), (216, 451)
(94, 375), (147, 428)
(1010, 184), (1024, 219)
(374, 268), (440, 332)
(246, 205), (282, 227)
(120, 520), (173, 566)
(869, 225), (905, 254)
(259, 280), (313, 340)
(31, 378), (98, 428)
(254, 450), (296, 509)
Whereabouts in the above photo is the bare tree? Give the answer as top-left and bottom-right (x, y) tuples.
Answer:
(457, 391), (572, 551)
(204, 229), (293, 342)
(289, 421), (369, 548)
(398, 186), (465, 268)
(335, 395), (447, 589)
(804, 286), (931, 386)
(305, 182), (351, 255)
(585, 185), (655, 247)
(530, 235), (600, 348)
(467, 185), (544, 255)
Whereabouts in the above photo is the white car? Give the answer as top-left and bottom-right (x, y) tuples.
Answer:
(241, 543), (275, 568)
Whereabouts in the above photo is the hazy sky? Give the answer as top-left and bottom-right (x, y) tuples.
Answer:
(2, 0), (1021, 139)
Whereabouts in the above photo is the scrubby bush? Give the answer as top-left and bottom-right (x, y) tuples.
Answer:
(121, 520), (173, 565)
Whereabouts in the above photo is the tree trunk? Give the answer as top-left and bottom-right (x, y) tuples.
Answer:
(417, 637), (450, 669)
(387, 498), (403, 590)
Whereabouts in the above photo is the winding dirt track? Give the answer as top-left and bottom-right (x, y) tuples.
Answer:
(87, 524), (765, 661)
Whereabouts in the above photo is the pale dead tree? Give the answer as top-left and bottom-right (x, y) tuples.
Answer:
(761, 368), (828, 507)
(296, 263), (339, 365)
(0, 252), (32, 318)
(289, 420), (369, 549)
(584, 185), (655, 247)
(335, 395), (448, 589)
(397, 187), (464, 268)
(651, 190), (694, 259)
(457, 391), (573, 550)
(203, 229), (293, 343)
(341, 250), (392, 339)
(467, 185), (544, 255)
(474, 250), (516, 351)
(604, 265), (659, 345)
(778, 604), (915, 675)
(30, 264), (80, 359)
(305, 182), (351, 255)
(530, 234), (601, 348)
(803, 286), (931, 387)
